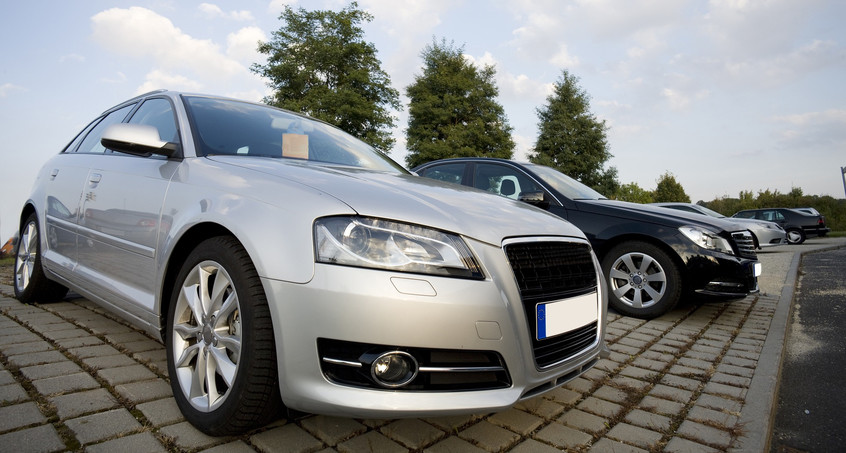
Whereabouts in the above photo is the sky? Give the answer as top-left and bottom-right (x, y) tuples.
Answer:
(2, 0), (845, 242)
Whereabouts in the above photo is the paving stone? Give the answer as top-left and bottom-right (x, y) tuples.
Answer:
(589, 438), (649, 452)
(624, 409), (673, 433)
(201, 440), (257, 453)
(65, 408), (142, 445)
(458, 420), (519, 451)
(301, 415), (367, 445)
(7, 350), (67, 368)
(649, 384), (695, 404)
(710, 372), (751, 388)
(508, 438), (563, 453)
(0, 340), (52, 356)
(593, 385), (632, 405)
(620, 365), (660, 381)
(41, 327), (91, 341)
(0, 332), (42, 346)
(338, 430), (406, 453)
(695, 394), (742, 414)
(609, 342), (641, 356)
(581, 365), (610, 382)
(687, 405), (739, 428)
(54, 335), (105, 349)
(703, 381), (747, 400)
(610, 375), (651, 392)
(85, 431), (167, 453)
(20, 361), (83, 382)
(0, 401), (47, 431)
(137, 397), (185, 427)
(639, 396), (686, 417)
(104, 331), (153, 344)
(159, 421), (221, 450)
(81, 354), (138, 369)
(487, 408), (544, 435)
(545, 386), (582, 405)
(424, 414), (480, 432)
(0, 382), (28, 404)
(50, 388), (119, 419)
(68, 344), (123, 360)
(617, 336), (649, 350)
(514, 398), (566, 419)
(577, 396), (623, 418)
(533, 422), (593, 450)
(631, 356), (668, 372)
(379, 419), (444, 449)
(114, 378), (173, 404)
(606, 422), (663, 449)
(423, 436), (485, 453)
(663, 436), (722, 453)
(0, 423), (66, 453)
(32, 371), (100, 395)
(668, 364), (709, 380)
(716, 362), (755, 378)
(96, 364), (157, 386)
(558, 408), (608, 433)
(660, 373), (701, 391)
(677, 420), (732, 449)
(121, 339), (163, 353)
(677, 357), (713, 371)
(251, 424), (323, 453)
(562, 376), (593, 393)
(0, 370), (13, 386)
(721, 355), (756, 369)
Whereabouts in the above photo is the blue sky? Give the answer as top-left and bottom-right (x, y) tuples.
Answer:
(2, 0), (845, 242)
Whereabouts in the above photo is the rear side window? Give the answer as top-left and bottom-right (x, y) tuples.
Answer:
(474, 163), (544, 200)
(419, 163), (465, 185)
(127, 98), (179, 143)
(72, 104), (136, 154)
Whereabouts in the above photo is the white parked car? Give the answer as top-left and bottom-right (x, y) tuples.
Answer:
(14, 91), (608, 435)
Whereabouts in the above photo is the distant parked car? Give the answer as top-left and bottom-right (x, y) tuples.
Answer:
(732, 208), (830, 244)
(413, 158), (762, 319)
(651, 203), (786, 249)
(14, 91), (609, 435)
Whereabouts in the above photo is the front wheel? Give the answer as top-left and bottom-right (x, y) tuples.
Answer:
(786, 228), (805, 245)
(166, 236), (281, 435)
(14, 213), (68, 303)
(601, 241), (682, 319)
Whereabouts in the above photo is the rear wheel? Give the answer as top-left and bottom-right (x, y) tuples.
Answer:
(167, 236), (281, 435)
(786, 228), (805, 245)
(602, 241), (682, 319)
(14, 213), (68, 303)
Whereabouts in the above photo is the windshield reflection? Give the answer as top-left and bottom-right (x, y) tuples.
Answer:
(525, 163), (607, 200)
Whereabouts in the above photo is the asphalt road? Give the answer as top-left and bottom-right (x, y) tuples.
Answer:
(770, 245), (846, 452)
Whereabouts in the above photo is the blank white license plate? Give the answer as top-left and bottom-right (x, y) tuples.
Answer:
(536, 292), (598, 340)
(753, 262), (762, 277)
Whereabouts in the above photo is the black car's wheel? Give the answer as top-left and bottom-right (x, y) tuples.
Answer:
(786, 228), (805, 245)
(602, 241), (682, 319)
(14, 213), (68, 303)
(167, 236), (281, 436)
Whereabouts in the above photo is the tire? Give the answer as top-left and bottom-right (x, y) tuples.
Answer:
(601, 241), (682, 319)
(786, 228), (805, 245)
(166, 236), (281, 435)
(14, 213), (68, 303)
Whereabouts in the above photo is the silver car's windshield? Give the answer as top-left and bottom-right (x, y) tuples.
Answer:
(525, 163), (607, 200)
(183, 96), (406, 173)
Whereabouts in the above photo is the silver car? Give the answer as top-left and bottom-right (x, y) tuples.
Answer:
(651, 202), (787, 249)
(14, 91), (608, 435)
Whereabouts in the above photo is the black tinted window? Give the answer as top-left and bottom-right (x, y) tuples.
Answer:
(474, 163), (543, 200)
(420, 163), (465, 185)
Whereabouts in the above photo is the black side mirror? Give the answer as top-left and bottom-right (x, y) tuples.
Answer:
(518, 191), (550, 209)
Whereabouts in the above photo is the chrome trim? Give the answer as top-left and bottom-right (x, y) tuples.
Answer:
(322, 357), (362, 368)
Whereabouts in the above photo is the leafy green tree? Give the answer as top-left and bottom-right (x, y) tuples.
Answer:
(614, 182), (654, 203)
(404, 39), (514, 168)
(252, 2), (401, 151)
(529, 69), (617, 192)
(652, 172), (690, 203)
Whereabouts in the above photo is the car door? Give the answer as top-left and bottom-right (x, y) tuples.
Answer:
(76, 97), (181, 317)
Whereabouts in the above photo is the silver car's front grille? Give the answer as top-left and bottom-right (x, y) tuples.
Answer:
(731, 231), (757, 259)
(504, 241), (599, 369)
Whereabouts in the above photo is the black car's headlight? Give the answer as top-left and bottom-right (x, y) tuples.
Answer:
(314, 216), (484, 279)
(679, 226), (734, 255)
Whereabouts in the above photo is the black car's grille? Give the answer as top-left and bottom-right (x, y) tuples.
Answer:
(731, 231), (757, 259)
(504, 241), (599, 369)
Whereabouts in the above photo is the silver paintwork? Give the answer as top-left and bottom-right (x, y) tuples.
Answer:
(651, 202), (787, 249)
(19, 91), (608, 418)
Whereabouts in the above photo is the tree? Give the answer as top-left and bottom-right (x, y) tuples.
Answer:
(252, 2), (401, 151)
(404, 39), (514, 168)
(653, 172), (691, 203)
(529, 70), (617, 192)
(614, 182), (653, 203)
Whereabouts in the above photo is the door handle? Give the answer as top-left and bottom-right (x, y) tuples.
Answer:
(50, 169), (59, 180)
(89, 173), (102, 184)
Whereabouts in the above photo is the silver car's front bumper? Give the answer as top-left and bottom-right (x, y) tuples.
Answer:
(261, 237), (608, 418)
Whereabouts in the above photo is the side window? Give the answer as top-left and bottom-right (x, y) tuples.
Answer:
(419, 163), (465, 185)
(62, 119), (99, 153)
(73, 104), (136, 154)
(127, 98), (179, 143)
(473, 163), (543, 200)
(734, 211), (754, 219)
(773, 211), (785, 222)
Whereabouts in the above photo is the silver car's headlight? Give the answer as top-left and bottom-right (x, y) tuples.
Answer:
(679, 226), (734, 255)
(315, 216), (484, 279)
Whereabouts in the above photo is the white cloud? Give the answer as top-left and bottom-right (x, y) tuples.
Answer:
(135, 70), (204, 95)
(549, 44), (580, 68)
(267, 0), (297, 15)
(101, 72), (127, 84)
(0, 83), (25, 97)
(199, 3), (254, 21)
(772, 109), (846, 149)
(226, 26), (267, 65)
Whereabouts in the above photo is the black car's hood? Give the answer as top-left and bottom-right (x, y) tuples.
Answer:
(575, 199), (750, 233)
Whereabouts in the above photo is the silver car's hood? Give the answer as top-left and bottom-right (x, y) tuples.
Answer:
(209, 156), (584, 245)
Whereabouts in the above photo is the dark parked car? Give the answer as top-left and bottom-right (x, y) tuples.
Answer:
(414, 158), (761, 319)
(651, 202), (786, 249)
(732, 208), (830, 244)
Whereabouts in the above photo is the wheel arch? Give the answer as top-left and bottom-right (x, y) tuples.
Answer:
(594, 233), (689, 289)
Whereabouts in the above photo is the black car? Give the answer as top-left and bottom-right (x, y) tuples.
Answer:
(732, 208), (830, 244)
(413, 158), (761, 319)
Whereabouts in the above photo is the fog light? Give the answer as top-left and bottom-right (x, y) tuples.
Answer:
(370, 351), (418, 388)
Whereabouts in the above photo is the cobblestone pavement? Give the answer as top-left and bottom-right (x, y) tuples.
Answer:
(1, 237), (844, 453)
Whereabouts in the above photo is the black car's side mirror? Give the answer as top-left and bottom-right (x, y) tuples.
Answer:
(101, 123), (180, 158)
(518, 191), (550, 209)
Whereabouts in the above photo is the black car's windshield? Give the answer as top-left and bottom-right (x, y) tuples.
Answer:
(526, 163), (607, 200)
(183, 96), (406, 173)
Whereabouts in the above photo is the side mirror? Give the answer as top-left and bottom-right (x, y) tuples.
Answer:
(101, 123), (179, 158)
(518, 191), (550, 209)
